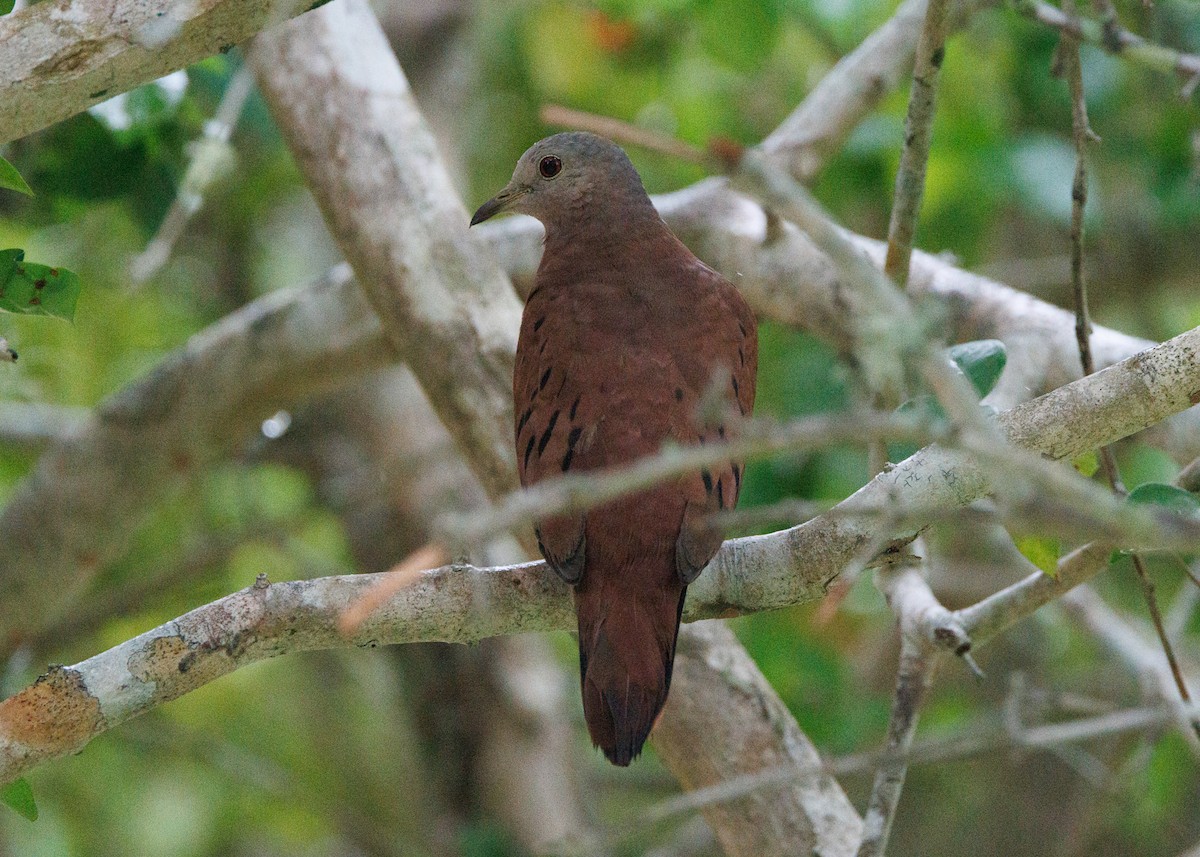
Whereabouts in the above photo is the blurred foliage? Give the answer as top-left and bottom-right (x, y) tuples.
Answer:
(1, 0), (1199, 855)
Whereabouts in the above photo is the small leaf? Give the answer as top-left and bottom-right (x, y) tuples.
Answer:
(0, 155), (32, 196)
(1, 778), (37, 821)
(947, 339), (1007, 397)
(1072, 450), (1100, 478)
(1127, 482), (1200, 518)
(1016, 535), (1060, 577)
(0, 250), (81, 321)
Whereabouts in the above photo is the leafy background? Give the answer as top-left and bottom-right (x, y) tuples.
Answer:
(1, 0), (1199, 854)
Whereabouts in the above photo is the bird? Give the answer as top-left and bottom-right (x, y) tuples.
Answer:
(471, 132), (757, 766)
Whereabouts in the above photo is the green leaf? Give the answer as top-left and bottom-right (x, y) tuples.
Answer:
(947, 339), (1007, 397)
(0, 155), (32, 196)
(1, 778), (37, 821)
(1072, 450), (1100, 478)
(1016, 535), (1060, 577)
(0, 0), (14, 17)
(1127, 482), (1200, 518)
(0, 250), (81, 321)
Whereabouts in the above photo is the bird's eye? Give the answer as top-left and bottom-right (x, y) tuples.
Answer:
(539, 155), (562, 179)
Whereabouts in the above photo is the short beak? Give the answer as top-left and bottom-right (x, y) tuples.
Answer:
(470, 185), (528, 227)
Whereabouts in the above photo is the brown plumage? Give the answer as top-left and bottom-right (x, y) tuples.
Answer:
(471, 133), (757, 766)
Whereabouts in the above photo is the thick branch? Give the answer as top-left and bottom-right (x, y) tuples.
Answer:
(250, 0), (523, 503)
(4, 322), (1200, 786)
(0, 0), (313, 146)
(652, 621), (863, 857)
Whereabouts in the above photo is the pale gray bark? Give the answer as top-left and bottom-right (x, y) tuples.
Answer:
(3, 322), (1199, 788)
(0, 0), (314, 146)
(653, 621), (863, 857)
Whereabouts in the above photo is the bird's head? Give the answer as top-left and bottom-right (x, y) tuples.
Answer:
(470, 132), (655, 234)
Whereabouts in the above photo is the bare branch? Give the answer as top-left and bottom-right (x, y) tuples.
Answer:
(883, 0), (952, 288)
(249, 5), (524, 504)
(762, 0), (984, 181)
(0, 401), (87, 449)
(5, 320), (1200, 786)
(443, 410), (939, 550)
(1016, 0), (1200, 87)
(652, 621), (863, 857)
(856, 638), (938, 857)
(0, 0), (313, 146)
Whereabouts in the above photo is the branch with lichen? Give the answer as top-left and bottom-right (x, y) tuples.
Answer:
(1015, 0), (1200, 94)
(4, 320), (1200, 788)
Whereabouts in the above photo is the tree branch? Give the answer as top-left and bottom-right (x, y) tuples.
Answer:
(4, 320), (1200, 787)
(0, 0), (314, 146)
(1015, 0), (1200, 89)
(652, 621), (863, 857)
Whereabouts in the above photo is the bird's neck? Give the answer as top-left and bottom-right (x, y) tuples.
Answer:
(540, 195), (670, 266)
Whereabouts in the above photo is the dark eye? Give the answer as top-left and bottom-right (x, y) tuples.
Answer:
(539, 155), (562, 179)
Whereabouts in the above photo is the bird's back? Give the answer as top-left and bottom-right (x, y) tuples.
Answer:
(514, 228), (757, 765)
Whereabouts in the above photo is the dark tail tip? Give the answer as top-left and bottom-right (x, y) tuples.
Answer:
(579, 589), (687, 766)
(584, 682), (661, 766)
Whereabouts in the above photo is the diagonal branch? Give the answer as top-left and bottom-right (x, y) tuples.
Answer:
(1015, 0), (1200, 89)
(0, 0), (315, 146)
(4, 320), (1200, 788)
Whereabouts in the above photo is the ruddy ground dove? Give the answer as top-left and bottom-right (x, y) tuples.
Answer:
(471, 132), (758, 766)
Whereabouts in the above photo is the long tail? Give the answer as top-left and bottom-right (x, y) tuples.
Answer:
(576, 571), (687, 766)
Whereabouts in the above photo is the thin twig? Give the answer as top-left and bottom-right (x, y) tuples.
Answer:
(129, 64), (252, 285)
(883, 0), (952, 289)
(440, 409), (938, 549)
(1059, 2), (1200, 740)
(1016, 0), (1200, 89)
(856, 638), (939, 857)
(633, 696), (1198, 834)
(540, 104), (711, 166)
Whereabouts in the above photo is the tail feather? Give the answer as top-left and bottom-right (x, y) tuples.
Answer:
(577, 583), (687, 766)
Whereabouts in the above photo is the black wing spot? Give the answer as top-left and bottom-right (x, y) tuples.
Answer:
(738, 347), (744, 367)
(717, 425), (725, 439)
(701, 469), (713, 494)
(732, 463), (741, 492)
(533, 316), (546, 332)
(539, 367), (553, 391)
(731, 377), (740, 398)
(539, 340), (547, 355)
(716, 477), (725, 509)
(570, 395), (582, 421)
(674, 387), (684, 402)
(524, 434), (536, 469)
(516, 406), (533, 436)
(562, 427), (583, 471)
(738, 320), (747, 337)
(537, 410), (560, 455)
